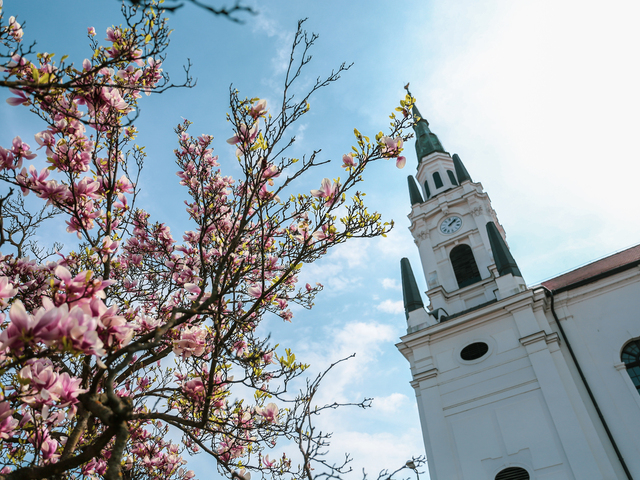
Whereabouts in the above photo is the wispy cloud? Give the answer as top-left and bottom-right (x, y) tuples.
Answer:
(371, 392), (410, 414)
(382, 278), (401, 290)
(376, 299), (404, 315)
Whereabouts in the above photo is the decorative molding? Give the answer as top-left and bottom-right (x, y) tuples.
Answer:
(519, 330), (560, 347)
(614, 362), (627, 372)
(519, 331), (547, 346)
(413, 367), (439, 384)
(545, 332), (560, 345)
(471, 205), (484, 217)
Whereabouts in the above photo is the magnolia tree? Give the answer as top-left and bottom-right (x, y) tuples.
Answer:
(0, 2), (422, 479)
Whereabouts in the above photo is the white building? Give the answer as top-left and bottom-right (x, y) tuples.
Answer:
(396, 104), (640, 480)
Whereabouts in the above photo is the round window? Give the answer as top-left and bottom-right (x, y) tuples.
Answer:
(460, 342), (489, 361)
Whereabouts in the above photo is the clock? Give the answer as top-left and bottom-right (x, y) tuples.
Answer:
(440, 216), (462, 235)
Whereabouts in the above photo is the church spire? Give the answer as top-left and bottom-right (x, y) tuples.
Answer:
(403, 85), (446, 164)
(411, 103), (446, 162)
(401, 258), (424, 318)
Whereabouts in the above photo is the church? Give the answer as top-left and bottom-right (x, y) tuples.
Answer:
(395, 103), (640, 480)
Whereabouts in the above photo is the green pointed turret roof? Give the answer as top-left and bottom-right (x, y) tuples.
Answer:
(452, 154), (472, 183)
(407, 175), (424, 205)
(412, 103), (446, 163)
(401, 258), (424, 318)
(486, 222), (522, 277)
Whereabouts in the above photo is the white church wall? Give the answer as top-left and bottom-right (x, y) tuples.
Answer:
(543, 269), (640, 479)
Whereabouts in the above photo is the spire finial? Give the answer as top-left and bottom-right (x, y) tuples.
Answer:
(408, 93), (446, 162)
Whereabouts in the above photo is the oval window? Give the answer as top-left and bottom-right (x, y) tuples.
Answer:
(495, 466), (529, 480)
(460, 342), (489, 361)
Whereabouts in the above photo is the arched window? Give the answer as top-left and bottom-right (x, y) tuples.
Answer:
(433, 171), (443, 189)
(450, 244), (481, 288)
(447, 169), (458, 186)
(622, 339), (640, 393)
(495, 467), (529, 480)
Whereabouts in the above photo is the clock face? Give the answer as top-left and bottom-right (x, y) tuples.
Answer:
(440, 216), (462, 235)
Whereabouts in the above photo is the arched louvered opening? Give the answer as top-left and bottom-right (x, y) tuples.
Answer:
(433, 171), (443, 189)
(450, 244), (481, 288)
(622, 339), (640, 394)
(495, 467), (530, 480)
(423, 180), (431, 199)
(447, 169), (458, 186)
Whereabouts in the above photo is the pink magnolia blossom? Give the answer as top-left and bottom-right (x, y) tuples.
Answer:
(34, 130), (56, 155)
(0, 402), (18, 440)
(262, 454), (276, 467)
(29, 428), (59, 461)
(87, 27), (96, 36)
(226, 123), (258, 156)
(56, 306), (105, 357)
(105, 26), (121, 43)
(247, 284), (262, 298)
(342, 153), (357, 168)
(88, 297), (132, 348)
(7, 16), (23, 42)
(182, 378), (205, 404)
(234, 469), (251, 480)
(310, 178), (340, 206)
(380, 136), (403, 156)
(173, 326), (206, 358)
(0, 146), (15, 170)
(263, 351), (274, 364)
(249, 99), (267, 119)
(258, 403), (278, 423)
(396, 156), (406, 169)
(6, 88), (29, 106)
(57, 372), (87, 407)
(0, 276), (17, 307)
(233, 340), (247, 357)
(0, 300), (59, 351)
(312, 223), (335, 242)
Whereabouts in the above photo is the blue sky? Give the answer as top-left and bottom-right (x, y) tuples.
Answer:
(2, 0), (640, 478)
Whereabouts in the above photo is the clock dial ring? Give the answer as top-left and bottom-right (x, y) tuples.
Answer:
(440, 215), (462, 235)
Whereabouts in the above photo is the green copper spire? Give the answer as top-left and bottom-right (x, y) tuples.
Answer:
(486, 222), (522, 277)
(452, 154), (472, 183)
(412, 103), (446, 162)
(407, 175), (424, 205)
(401, 258), (424, 318)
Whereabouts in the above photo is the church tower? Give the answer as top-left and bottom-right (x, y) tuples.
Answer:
(396, 102), (636, 480)
(402, 103), (525, 331)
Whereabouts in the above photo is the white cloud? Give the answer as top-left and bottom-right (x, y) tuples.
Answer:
(382, 278), (401, 290)
(376, 299), (404, 315)
(297, 321), (396, 405)
(331, 240), (370, 268)
(375, 227), (415, 259)
(311, 428), (426, 480)
(295, 123), (307, 143)
(371, 392), (409, 414)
